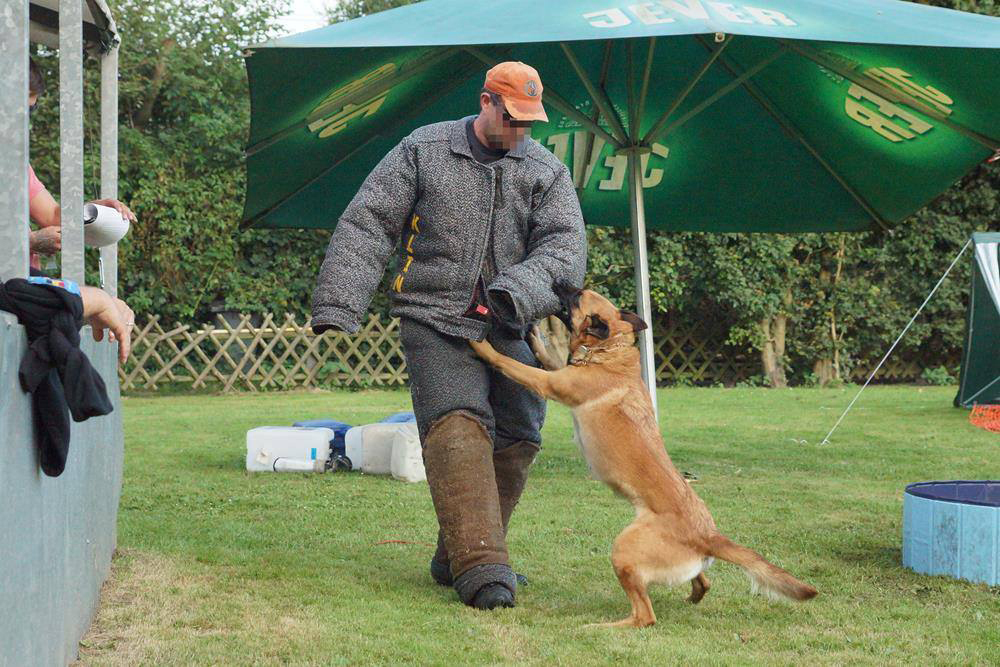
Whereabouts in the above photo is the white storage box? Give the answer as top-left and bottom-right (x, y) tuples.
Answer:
(246, 426), (333, 472)
(345, 422), (418, 475)
(390, 426), (425, 483)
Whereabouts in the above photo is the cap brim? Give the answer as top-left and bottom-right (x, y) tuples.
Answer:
(503, 97), (548, 122)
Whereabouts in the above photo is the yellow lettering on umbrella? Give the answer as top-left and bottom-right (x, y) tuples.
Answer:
(311, 95), (389, 139)
(867, 68), (954, 116)
(845, 84), (933, 142)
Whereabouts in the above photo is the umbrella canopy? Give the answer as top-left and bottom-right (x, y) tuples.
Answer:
(243, 0), (1000, 232)
(242, 0), (1000, 404)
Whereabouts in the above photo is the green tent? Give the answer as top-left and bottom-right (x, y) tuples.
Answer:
(954, 233), (1000, 408)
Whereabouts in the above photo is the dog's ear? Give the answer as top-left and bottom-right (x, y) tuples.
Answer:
(585, 314), (610, 339)
(619, 310), (648, 332)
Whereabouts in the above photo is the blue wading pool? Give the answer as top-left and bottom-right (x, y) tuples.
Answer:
(903, 481), (1000, 585)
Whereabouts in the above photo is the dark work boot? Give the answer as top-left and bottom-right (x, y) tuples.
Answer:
(431, 528), (528, 587)
(472, 583), (515, 610)
(422, 412), (516, 607)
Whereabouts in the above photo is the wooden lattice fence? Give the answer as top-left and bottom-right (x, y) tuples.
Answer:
(122, 314), (406, 392)
(119, 313), (931, 392)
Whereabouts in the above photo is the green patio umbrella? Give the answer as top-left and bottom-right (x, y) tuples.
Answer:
(242, 0), (1000, 401)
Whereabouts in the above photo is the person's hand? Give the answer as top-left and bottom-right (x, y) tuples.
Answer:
(29, 226), (61, 254)
(107, 297), (135, 353)
(80, 286), (132, 363)
(89, 198), (137, 223)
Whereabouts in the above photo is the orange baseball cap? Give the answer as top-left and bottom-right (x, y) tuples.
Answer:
(484, 61), (548, 123)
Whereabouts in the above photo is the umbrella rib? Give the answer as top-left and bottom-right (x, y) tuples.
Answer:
(626, 41), (637, 142)
(245, 46), (459, 158)
(647, 45), (788, 146)
(641, 34), (733, 147)
(464, 46), (622, 149)
(243, 57), (485, 227)
(579, 41), (616, 191)
(635, 38), (656, 139)
(694, 36), (890, 232)
(560, 42), (629, 145)
(780, 40), (1000, 152)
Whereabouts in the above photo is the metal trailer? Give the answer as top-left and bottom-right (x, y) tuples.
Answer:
(1, 2), (124, 664)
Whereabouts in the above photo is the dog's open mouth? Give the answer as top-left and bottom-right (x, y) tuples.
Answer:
(552, 279), (580, 330)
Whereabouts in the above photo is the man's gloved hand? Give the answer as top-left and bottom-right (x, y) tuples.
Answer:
(488, 289), (517, 325)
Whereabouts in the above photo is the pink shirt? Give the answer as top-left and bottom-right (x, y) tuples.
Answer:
(28, 164), (49, 270)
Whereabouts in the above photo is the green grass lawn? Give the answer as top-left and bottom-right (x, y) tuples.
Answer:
(79, 387), (999, 665)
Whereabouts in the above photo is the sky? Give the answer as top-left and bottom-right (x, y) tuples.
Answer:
(278, 0), (331, 36)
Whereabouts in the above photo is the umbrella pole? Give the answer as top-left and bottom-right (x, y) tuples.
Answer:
(627, 150), (658, 418)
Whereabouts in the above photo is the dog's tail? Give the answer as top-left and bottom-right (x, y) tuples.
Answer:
(708, 534), (817, 601)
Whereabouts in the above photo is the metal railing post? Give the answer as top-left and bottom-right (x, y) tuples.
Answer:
(0, 0), (31, 280)
(60, 0), (85, 284)
(100, 47), (119, 297)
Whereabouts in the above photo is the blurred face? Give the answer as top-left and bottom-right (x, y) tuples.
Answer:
(29, 92), (38, 113)
(479, 92), (533, 150)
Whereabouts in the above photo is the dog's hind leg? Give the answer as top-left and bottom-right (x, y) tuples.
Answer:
(687, 572), (710, 604)
(587, 523), (656, 628)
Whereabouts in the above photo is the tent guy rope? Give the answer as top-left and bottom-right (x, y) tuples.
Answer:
(820, 238), (972, 445)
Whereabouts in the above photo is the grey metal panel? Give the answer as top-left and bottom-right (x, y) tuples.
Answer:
(99, 48), (119, 298)
(0, 313), (124, 666)
(0, 1), (30, 281)
(59, 0), (85, 285)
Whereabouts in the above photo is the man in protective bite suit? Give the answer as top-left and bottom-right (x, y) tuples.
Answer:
(311, 61), (586, 610)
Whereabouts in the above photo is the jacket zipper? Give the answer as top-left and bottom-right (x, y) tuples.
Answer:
(463, 165), (501, 315)
(486, 166), (503, 283)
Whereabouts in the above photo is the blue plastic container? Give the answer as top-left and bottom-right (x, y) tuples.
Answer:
(292, 419), (351, 456)
(379, 411), (416, 424)
(903, 481), (1000, 585)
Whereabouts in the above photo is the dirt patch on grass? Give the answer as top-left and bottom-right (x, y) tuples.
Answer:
(75, 549), (212, 665)
(75, 549), (325, 665)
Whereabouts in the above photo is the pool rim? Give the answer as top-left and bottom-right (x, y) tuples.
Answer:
(904, 480), (1000, 508)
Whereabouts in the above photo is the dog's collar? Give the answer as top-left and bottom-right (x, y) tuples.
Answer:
(569, 334), (634, 366)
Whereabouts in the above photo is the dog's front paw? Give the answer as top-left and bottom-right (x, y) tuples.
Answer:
(468, 338), (497, 361)
(528, 325), (547, 357)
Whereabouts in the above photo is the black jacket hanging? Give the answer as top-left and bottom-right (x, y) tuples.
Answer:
(0, 277), (113, 476)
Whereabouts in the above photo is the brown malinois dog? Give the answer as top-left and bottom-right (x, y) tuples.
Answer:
(469, 280), (817, 628)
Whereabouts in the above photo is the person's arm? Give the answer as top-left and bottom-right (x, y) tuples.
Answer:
(79, 286), (133, 363)
(29, 187), (61, 228)
(488, 165), (587, 327)
(311, 136), (418, 333)
(28, 188), (62, 255)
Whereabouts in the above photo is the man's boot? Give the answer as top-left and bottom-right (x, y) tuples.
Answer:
(430, 440), (539, 587)
(423, 412), (516, 609)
